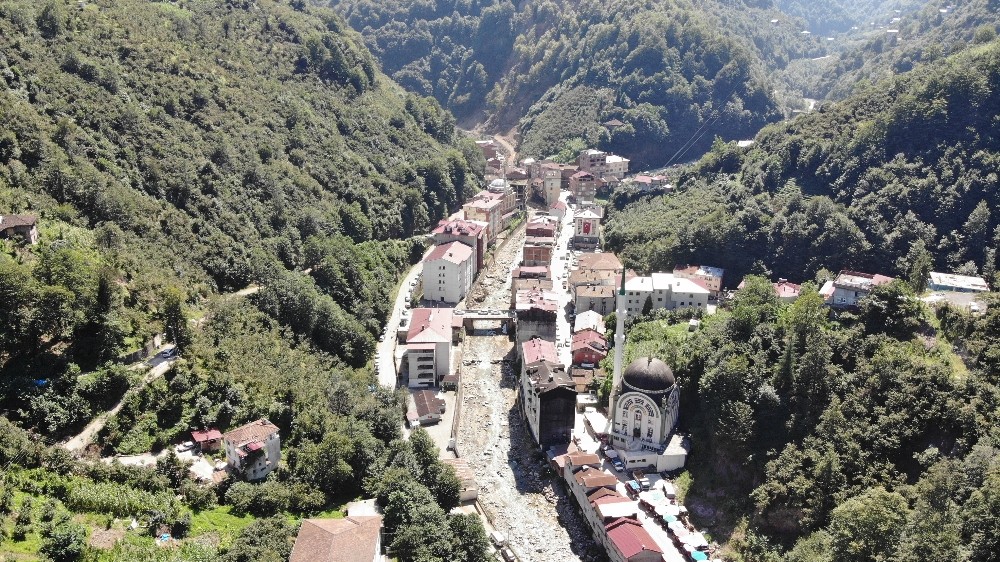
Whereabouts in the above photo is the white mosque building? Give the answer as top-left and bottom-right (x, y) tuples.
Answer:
(608, 272), (690, 472)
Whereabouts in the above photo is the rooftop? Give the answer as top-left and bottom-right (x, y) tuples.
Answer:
(515, 288), (559, 312)
(191, 429), (223, 443)
(573, 310), (606, 334)
(574, 466), (619, 488)
(223, 419), (279, 448)
(406, 308), (454, 344)
(0, 215), (37, 229)
(522, 338), (558, 365)
(432, 218), (484, 238)
(605, 517), (664, 558)
(525, 360), (574, 393)
(289, 516), (383, 562)
(426, 241), (474, 265)
(577, 252), (623, 272)
(929, 271), (990, 292)
(833, 270), (895, 291)
(651, 272), (711, 294)
(413, 390), (446, 418)
(673, 264), (725, 279)
(572, 329), (608, 353)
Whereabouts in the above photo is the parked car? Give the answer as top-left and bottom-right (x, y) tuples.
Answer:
(611, 458), (625, 472)
(500, 547), (516, 562)
(378, 334), (385, 342)
(177, 441), (194, 452)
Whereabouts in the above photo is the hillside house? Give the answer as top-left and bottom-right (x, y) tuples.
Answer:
(191, 428), (223, 453)
(673, 264), (724, 297)
(577, 149), (629, 179)
(224, 419), (281, 481)
(820, 270), (895, 308)
(423, 241), (475, 304)
(290, 516), (385, 562)
(928, 271), (990, 293)
(0, 215), (39, 245)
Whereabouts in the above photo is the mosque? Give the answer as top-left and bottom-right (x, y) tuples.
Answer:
(607, 272), (689, 472)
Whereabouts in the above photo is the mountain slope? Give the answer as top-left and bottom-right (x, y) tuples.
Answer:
(333, 0), (830, 167)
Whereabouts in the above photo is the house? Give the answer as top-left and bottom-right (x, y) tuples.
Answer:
(569, 171), (598, 204)
(0, 215), (39, 245)
(406, 308), (455, 388)
(570, 366), (603, 393)
(574, 310), (606, 334)
(737, 277), (803, 302)
(549, 200), (567, 221)
(566, 464), (619, 511)
(522, 336), (559, 369)
(928, 271), (990, 293)
(673, 264), (725, 297)
(475, 139), (499, 160)
(191, 428), (223, 453)
(410, 390), (446, 426)
(523, 238), (554, 267)
(572, 329), (608, 366)
(223, 419), (281, 481)
(573, 209), (601, 249)
(520, 359), (576, 447)
(534, 162), (564, 206)
(604, 517), (664, 562)
(620, 273), (711, 314)
(630, 175), (669, 192)
(527, 215), (559, 238)
(290, 516), (385, 562)
(511, 277), (552, 309)
(577, 252), (624, 272)
(423, 241), (475, 304)
(820, 270), (895, 308)
(441, 458), (479, 502)
(432, 218), (487, 274)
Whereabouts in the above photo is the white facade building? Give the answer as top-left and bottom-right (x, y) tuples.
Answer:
(223, 419), (281, 481)
(423, 241), (475, 304)
(619, 273), (711, 315)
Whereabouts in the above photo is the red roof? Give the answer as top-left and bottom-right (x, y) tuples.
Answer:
(407, 308), (454, 344)
(605, 517), (664, 558)
(571, 170), (595, 180)
(0, 215), (37, 229)
(426, 241), (474, 265)
(551, 201), (567, 210)
(245, 441), (264, 452)
(191, 429), (222, 443)
(223, 419), (279, 448)
(522, 338), (558, 365)
(572, 329), (608, 354)
(775, 280), (802, 298)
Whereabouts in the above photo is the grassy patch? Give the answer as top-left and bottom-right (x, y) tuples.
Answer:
(188, 505), (254, 548)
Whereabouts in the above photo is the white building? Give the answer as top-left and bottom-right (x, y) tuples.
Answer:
(619, 273), (711, 315)
(820, 270), (895, 308)
(577, 149), (630, 179)
(223, 419), (281, 481)
(928, 271), (990, 293)
(672, 264), (725, 297)
(406, 308), (455, 388)
(423, 241), (475, 304)
(574, 209), (601, 249)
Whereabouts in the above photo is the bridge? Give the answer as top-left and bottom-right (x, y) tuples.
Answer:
(457, 309), (516, 331)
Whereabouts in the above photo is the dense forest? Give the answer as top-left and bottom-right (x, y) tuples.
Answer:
(330, 0), (833, 167)
(605, 39), (1000, 288)
(0, 0), (489, 559)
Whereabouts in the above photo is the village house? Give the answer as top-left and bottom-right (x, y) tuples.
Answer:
(431, 218), (487, 274)
(738, 278), (803, 303)
(630, 175), (669, 192)
(223, 419), (281, 481)
(569, 170), (598, 204)
(570, 366), (604, 393)
(604, 517), (665, 562)
(577, 149), (630, 180)
(572, 329), (608, 367)
(928, 271), (990, 293)
(520, 358), (576, 447)
(0, 215), (39, 245)
(290, 516), (385, 562)
(408, 390), (446, 427)
(441, 458), (479, 502)
(423, 241), (475, 304)
(673, 264), (725, 297)
(405, 308), (455, 388)
(820, 270), (895, 308)
(191, 428), (223, 453)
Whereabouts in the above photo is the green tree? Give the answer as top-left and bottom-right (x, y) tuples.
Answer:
(895, 461), (963, 561)
(965, 466), (1000, 562)
(905, 239), (933, 293)
(39, 516), (88, 562)
(859, 281), (922, 339)
(449, 514), (491, 562)
(219, 516), (296, 562)
(828, 487), (908, 562)
(163, 287), (192, 351)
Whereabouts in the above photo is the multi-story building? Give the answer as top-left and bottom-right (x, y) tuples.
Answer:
(405, 308), (456, 388)
(515, 288), (559, 351)
(223, 419), (281, 481)
(620, 273), (711, 314)
(524, 237), (554, 267)
(571, 329), (608, 367)
(573, 209), (601, 249)
(431, 218), (487, 274)
(577, 149), (629, 179)
(520, 357), (576, 447)
(569, 171), (598, 204)
(463, 192), (505, 242)
(423, 241), (475, 304)
(928, 271), (990, 293)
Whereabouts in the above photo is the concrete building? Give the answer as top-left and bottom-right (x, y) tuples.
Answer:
(574, 209), (601, 249)
(431, 218), (487, 274)
(577, 149), (630, 180)
(673, 264), (725, 297)
(820, 270), (895, 308)
(405, 308), (455, 388)
(620, 273), (710, 315)
(571, 329), (608, 367)
(569, 170), (598, 204)
(604, 518), (664, 562)
(223, 419), (281, 481)
(290, 516), (384, 562)
(523, 237), (554, 267)
(463, 192), (505, 242)
(423, 241), (475, 304)
(929, 271), (990, 293)
(520, 359), (576, 447)
(515, 288), (559, 351)
(574, 310), (606, 334)
(0, 215), (38, 245)
(191, 428), (222, 453)
(527, 215), (559, 238)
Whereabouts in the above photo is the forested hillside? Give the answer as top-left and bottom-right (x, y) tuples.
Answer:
(813, 0), (1000, 100)
(331, 0), (827, 167)
(0, 1), (488, 559)
(775, 0), (924, 34)
(606, 40), (1000, 287)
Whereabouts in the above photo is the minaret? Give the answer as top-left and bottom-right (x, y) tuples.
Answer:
(612, 267), (626, 393)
